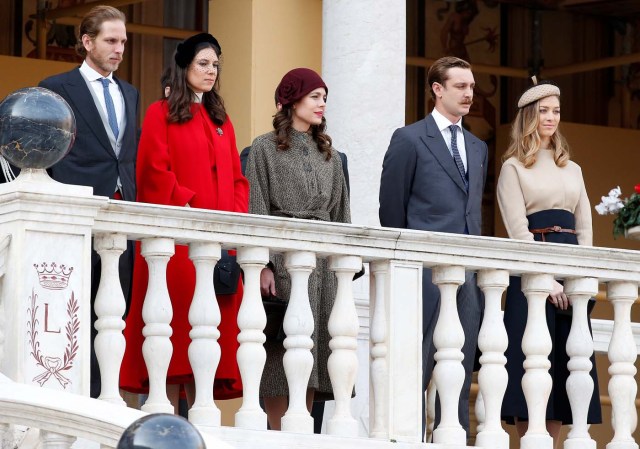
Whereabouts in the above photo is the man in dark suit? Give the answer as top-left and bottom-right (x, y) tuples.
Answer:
(39, 5), (139, 398)
(379, 56), (488, 435)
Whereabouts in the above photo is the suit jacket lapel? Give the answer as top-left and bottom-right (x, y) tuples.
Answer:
(421, 114), (467, 194)
(63, 69), (116, 158)
(464, 128), (482, 199)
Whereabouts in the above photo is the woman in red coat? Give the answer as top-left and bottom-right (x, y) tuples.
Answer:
(120, 33), (248, 410)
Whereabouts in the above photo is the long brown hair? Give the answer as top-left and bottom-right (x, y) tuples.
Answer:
(166, 41), (226, 125)
(272, 105), (332, 160)
(502, 96), (570, 168)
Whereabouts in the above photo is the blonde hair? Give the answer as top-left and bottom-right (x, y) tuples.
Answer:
(502, 96), (570, 168)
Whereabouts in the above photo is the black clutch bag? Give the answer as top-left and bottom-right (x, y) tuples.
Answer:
(262, 295), (287, 342)
(213, 250), (242, 296)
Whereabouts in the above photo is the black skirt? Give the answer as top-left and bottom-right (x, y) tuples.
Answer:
(501, 209), (602, 425)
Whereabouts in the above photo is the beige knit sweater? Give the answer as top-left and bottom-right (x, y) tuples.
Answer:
(497, 149), (592, 246)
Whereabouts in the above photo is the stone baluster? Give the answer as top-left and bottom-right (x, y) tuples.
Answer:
(40, 431), (75, 449)
(326, 255), (362, 437)
(235, 246), (270, 430)
(476, 269), (510, 449)
(520, 273), (554, 449)
(93, 233), (127, 405)
(475, 389), (485, 434)
(606, 281), (639, 449)
(187, 242), (221, 426)
(369, 261), (389, 439)
(140, 238), (174, 414)
(431, 265), (466, 445)
(564, 277), (599, 449)
(281, 251), (316, 433)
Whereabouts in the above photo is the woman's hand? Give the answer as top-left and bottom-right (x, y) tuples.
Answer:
(548, 280), (570, 310)
(260, 267), (277, 297)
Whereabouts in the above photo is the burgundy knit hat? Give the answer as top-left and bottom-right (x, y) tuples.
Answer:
(276, 68), (328, 106)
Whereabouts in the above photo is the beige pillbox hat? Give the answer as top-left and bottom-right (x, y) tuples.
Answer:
(517, 76), (560, 108)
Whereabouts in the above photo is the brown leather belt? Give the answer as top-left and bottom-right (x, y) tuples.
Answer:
(529, 225), (576, 242)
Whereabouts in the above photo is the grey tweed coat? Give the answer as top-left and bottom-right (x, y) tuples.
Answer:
(245, 129), (351, 400)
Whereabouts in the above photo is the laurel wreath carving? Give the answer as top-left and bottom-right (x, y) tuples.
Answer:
(27, 288), (79, 388)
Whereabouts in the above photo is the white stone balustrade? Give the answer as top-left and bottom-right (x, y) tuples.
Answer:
(2, 189), (640, 449)
(564, 277), (599, 449)
(431, 265), (466, 445)
(281, 251), (316, 434)
(476, 269), (510, 449)
(187, 242), (222, 426)
(235, 246), (270, 430)
(607, 281), (639, 449)
(40, 430), (75, 449)
(140, 237), (175, 414)
(327, 254), (362, 437)
(93, 233), (128, 406)
(520, 273), (554, 449)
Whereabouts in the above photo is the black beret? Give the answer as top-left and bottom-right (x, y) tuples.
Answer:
(175, 33), (221, 69)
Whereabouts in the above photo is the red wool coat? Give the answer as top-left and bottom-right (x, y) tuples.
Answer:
(120, 100), (249, 399)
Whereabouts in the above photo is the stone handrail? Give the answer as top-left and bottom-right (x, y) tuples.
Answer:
(1, 181), (639, 449)
(91, 200), (640, 448)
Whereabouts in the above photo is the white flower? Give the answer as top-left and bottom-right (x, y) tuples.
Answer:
(608, 186), (621, 198)
(595, 186), (625, 215)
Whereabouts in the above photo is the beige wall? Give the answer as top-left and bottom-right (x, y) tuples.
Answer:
(0, 55), (77, 100)
(210, 0), (322, 150)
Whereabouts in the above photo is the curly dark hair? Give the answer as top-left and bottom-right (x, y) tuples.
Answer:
(272, 105), (332, 160)
(166, 41), (226, 125)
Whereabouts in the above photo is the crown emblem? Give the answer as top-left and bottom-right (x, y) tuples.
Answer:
(34, 263), (74, 290)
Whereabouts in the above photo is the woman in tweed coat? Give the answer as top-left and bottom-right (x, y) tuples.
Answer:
(245, 68), (351, 430)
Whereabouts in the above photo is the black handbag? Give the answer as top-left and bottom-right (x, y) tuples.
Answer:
(262, 296), (287, 342)
(213, 250), (242, 295)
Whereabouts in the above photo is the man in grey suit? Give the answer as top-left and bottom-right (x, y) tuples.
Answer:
(379, 56), (488, 435)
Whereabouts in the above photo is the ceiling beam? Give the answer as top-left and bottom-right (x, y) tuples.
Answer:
(54, 17), (198, 40)
(542, 52), (640, 77)
(406, 56), (530, 79)
(46, 0), (151, 20)
(407, 52), (640, 80)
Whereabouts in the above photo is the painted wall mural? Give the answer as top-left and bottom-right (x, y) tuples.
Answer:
(426, 0), (501, 141)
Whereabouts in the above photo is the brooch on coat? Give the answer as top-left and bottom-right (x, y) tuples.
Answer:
(216, 127), (223, 136)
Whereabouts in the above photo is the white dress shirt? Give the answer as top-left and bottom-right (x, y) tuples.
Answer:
(431, 107), (468, 172)
(79, 61), (124, 133)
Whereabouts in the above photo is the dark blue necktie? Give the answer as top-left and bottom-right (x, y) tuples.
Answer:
(100, 78), (119, 139)
(449, 125), (468, 190)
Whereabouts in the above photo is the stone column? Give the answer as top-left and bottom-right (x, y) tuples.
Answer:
(0, 171), (107, 396)
(322, 0), (406, 227)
